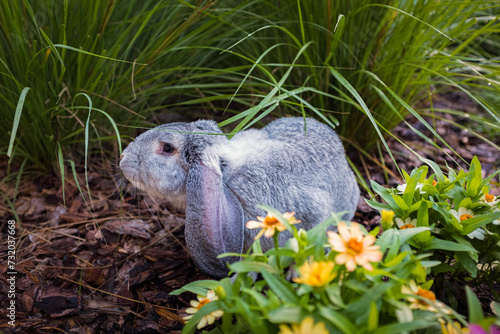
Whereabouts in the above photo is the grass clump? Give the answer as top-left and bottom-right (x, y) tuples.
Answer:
(2, 1), (499, 175)
(0, 0), (244, 171)
(215, 0), (500, 152)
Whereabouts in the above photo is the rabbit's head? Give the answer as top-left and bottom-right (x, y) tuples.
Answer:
(119, 120), (225, 211)
(120, 120), (243, 277)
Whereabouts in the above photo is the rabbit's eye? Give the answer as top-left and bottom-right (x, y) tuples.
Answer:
(162, 143), (176, 155)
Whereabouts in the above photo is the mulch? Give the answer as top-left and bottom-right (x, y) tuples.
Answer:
(0, 92), (499, 333)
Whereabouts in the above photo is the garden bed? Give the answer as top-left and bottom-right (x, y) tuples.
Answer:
(1, 93), (499, 333)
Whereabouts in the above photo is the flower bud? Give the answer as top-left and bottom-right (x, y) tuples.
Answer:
(380, 210), (395, 230)
(214, 286), (226, 300)
(298, 228), (308, 242)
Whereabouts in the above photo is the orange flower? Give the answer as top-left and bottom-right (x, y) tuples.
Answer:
(327, 222), (383, 272)
(246, 211), (300, 239)
(293, 260), (336, 287)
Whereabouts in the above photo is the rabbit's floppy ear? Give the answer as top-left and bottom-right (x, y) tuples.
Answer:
(184, 162), (244, 278)
(183, 121), (244, 278)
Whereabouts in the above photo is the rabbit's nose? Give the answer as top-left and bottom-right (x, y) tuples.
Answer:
(120, 153), (125, 161)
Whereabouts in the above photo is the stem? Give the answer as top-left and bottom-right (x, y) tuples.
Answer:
(273, 232), (281, 270)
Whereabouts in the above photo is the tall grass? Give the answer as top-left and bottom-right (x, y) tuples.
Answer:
(2, 0), (499, 177)
(213, 0), (500, 152)
(0, 0), (246, 171)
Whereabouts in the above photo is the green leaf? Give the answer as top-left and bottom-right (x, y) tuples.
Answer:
(466, 156), (482, 198)
(267, 306), (303, 324)
(399, 227), (431, 244)
(455, 252), (478, 277)
(419, 157), (445, 182)
(403, 168), (423, 205)
(417, 201), (429, 227)
(365, 199), (392, 212)
(370, 180), (403, 215)
(229, 261), (281, 274)
(451, 235), (478, 261)
(372, 319), (433, 334)
(462, 211), (500, 234)
(423, 239), (476, 252)
(319, 307), (357, 334)
(326, 284), (346, 308)
(242, 288), (270, 309)
(169, 280), (221, 296)
(393, 195), (410, 210)
(367, 302), (379, 331)
(466, 286), (485, 323)
(265, 248), (297, 257)
(383, 251), (409, 267)
(261, 271), (299, 304)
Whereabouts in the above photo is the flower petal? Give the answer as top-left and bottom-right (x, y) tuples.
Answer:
(328, 233), (346, 252)
(345, 259), (357, 272)
(246, 220), (264, 229)
(206, 314), (216, 325)
(264, 227), (276, 238)
(337, 222), (351, 241)
(185, 307), (198, 314)
(197, 316), (208, 329)
(212, 310), (224, 318)
(335, 253), (351, 265)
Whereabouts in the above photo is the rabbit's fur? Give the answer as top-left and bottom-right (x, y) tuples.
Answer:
(120, 117), (359, 278)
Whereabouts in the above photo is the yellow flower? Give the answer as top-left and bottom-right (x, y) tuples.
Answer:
(246, 211), (300, 239)
(279, 316), (329, 334)
(440, 321), (469, 334)
(293, 260), (336, 287)
(183, 290), (223, 329)
(380, 210), (395, 229)
(327, 222), (383, 272)
(402, 281), (452, 314)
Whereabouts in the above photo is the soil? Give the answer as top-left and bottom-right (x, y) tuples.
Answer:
(0, 92), (499, 333)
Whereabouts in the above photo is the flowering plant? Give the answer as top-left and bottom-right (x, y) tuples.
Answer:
(366, 157), (500, 306)
(172, 207), (476, 333)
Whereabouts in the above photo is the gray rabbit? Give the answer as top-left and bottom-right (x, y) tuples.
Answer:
(120, 117), (359, 278)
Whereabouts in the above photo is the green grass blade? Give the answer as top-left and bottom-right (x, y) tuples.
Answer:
(7, 87), (30, 157)
(329, 67), (401, 175)
(57, 142), (66, 206)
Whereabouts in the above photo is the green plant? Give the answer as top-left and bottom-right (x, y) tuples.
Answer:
(1, 0), (247, 171)
(214, 0), (500, 154)
(367, 156), (500, 306)
(172, 209), (466, 333)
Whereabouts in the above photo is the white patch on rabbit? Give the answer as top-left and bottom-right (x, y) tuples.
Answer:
(216, 130), (281, 171)
(200, 150), (222, 175)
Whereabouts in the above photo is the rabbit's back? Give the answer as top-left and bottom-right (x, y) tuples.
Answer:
(222, 118), (359, 251)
